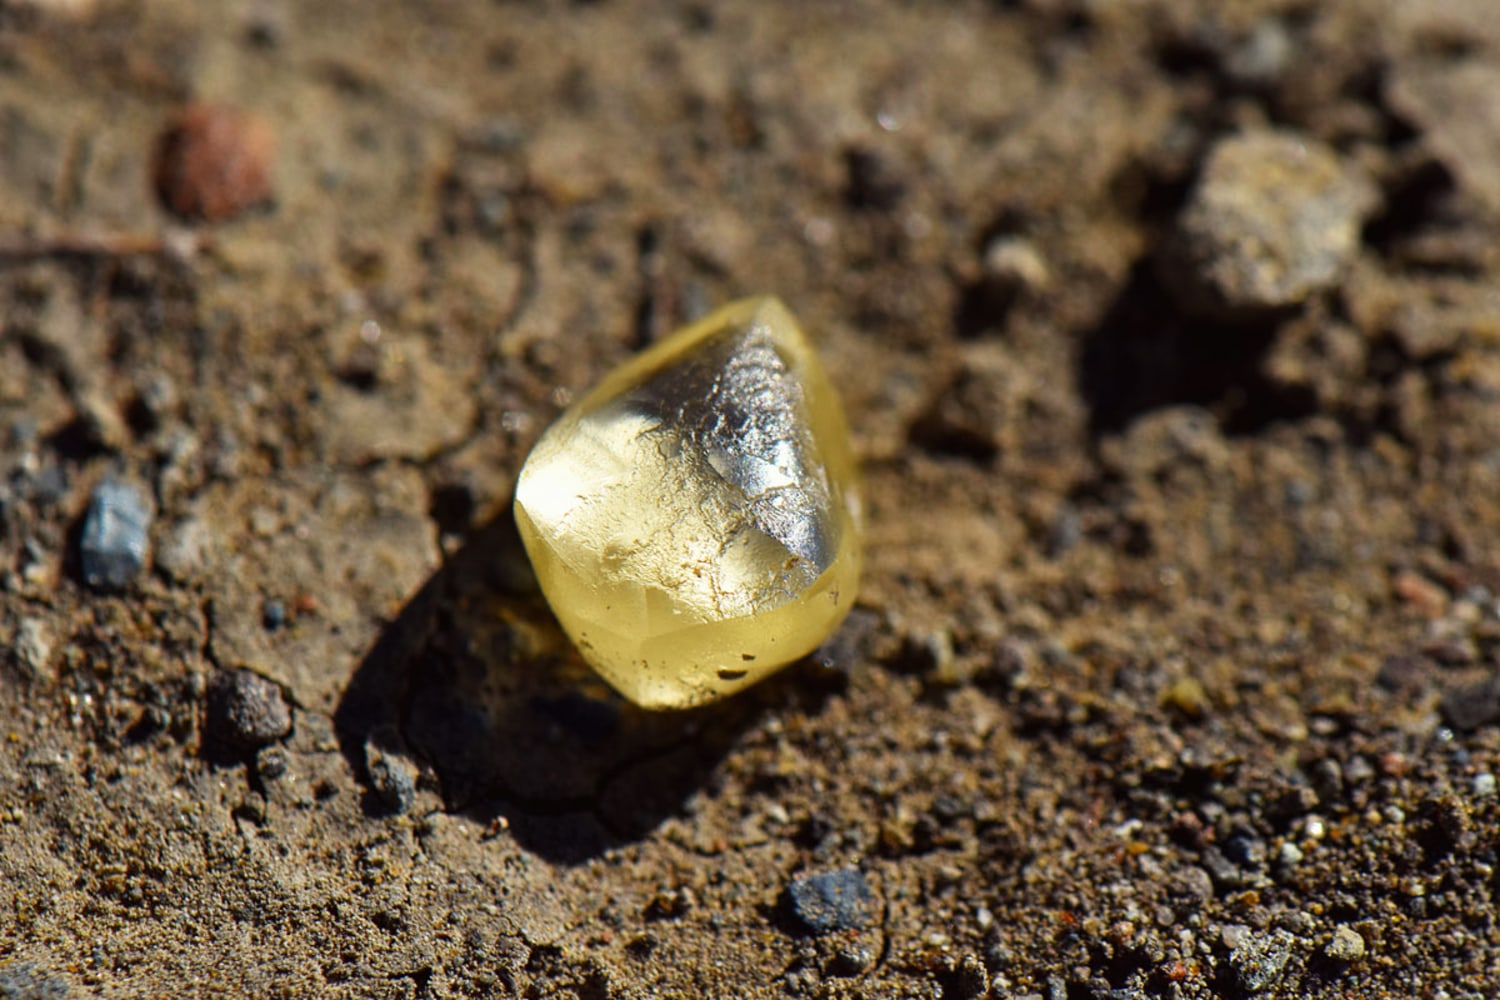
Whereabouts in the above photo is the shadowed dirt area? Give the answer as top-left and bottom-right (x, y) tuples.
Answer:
(3, 0), (1500, 996)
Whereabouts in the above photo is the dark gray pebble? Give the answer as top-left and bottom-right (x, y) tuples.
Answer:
(1223, 829), (1266, 869)
(786, 867), (873, 935)
(1202, 846), (1248, 888)
(1441, 674), (1500, 732)
(365, 742), (417, 815)
(206, 669), (292, 751)
(79, 479), (152, 590)
(261, 599), (287, 631)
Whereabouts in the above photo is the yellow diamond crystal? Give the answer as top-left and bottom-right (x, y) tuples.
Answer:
(514, 296), (862, 709)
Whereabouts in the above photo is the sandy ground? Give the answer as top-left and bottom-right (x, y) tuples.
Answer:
(3, 0), (1500, 996)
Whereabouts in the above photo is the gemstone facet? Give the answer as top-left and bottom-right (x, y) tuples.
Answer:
(514, 296), (861, 709)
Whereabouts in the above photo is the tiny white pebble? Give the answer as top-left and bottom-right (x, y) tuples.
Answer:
(1473, 773), (1496, 797)
(1303, 815), (1327, 840)
(976, 906), (994, 932)
(1278, 841), (1304, 867)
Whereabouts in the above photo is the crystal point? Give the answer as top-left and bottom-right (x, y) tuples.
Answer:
(514, 296), (861, 709)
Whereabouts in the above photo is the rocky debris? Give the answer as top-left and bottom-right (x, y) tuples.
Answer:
(786, 867), (874, 935)
(1440, 674), (1500, 732)
(153, 102), (276, 222)
(1325, 925), (1365, 963)
(828, 944), (873, 977)
(1160, 130), (1376, 319)
(1159, 676), (1209, 719)
(11, 617), (55, 682)
(1169, 865), (1215, 906)
(79, 479), (152, 590)
(1226, 928), (1294, 993)
(364, 740), (418, 816)
(982, 235), (1051, 297)
(205, 669), (293, 752)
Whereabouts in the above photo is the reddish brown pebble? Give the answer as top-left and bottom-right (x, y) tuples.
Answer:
(153, 102), (276, 222)
(1392, 570), (1447, 617)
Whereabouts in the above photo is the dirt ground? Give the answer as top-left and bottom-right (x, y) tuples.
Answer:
(3, 0), (1500, 996)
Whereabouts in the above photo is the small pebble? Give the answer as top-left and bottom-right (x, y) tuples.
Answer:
(365, 742), (418, 816)
(257, 746), (289, 781)
(1170, 866), (1215, 905)
(1224, 18), (1294, 90)
(262, 599), (287, 631)
(1472, 772), (1496, 798)
(79, 479), (152, 590)
(1223, 829), (1266, 869)
(1324, 925), (1365, 963)
(786, 867), (873, 935)
(1201, 846), (1247, 889)
(153, 102), (276, 222)
(828, 944), (872, 977)
(13, 617), (55, 682)
(983, 235), (1051, 294)
(1277, 841), (1304, 868)
(1441, 674), (1500, 732)
(1161, 129), (1375, 319)
(1160, 676), (1209, 719)
(206, 669), (292, 751)
(1229, 929), (1293, 992)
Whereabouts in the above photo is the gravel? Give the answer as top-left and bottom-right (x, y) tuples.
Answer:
(365, 741), (418, 816)
(785, 867), (874, 935)
(1441, 674), (1500, 732)
(79, 479), (152, 590)
(205, 669), (293, 752)
(1161, 129), (1375, 319)
(1228, 929), (1294, 992)
(12, 618), (55, 682)
(1325, 925), (1366, 963)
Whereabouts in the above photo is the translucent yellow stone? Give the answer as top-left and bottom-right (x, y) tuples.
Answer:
(514, 296), (862, 709)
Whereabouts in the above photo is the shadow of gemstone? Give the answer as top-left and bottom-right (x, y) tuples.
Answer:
(335, 502), (813, 865)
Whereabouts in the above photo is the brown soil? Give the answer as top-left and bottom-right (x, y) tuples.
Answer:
(3, 1), (1500, 997)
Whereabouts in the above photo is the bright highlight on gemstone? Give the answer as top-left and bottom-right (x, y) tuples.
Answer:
(514, 296), (862, 710)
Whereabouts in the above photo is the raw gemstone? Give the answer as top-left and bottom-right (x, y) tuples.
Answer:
(514, 296), (861, 710)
